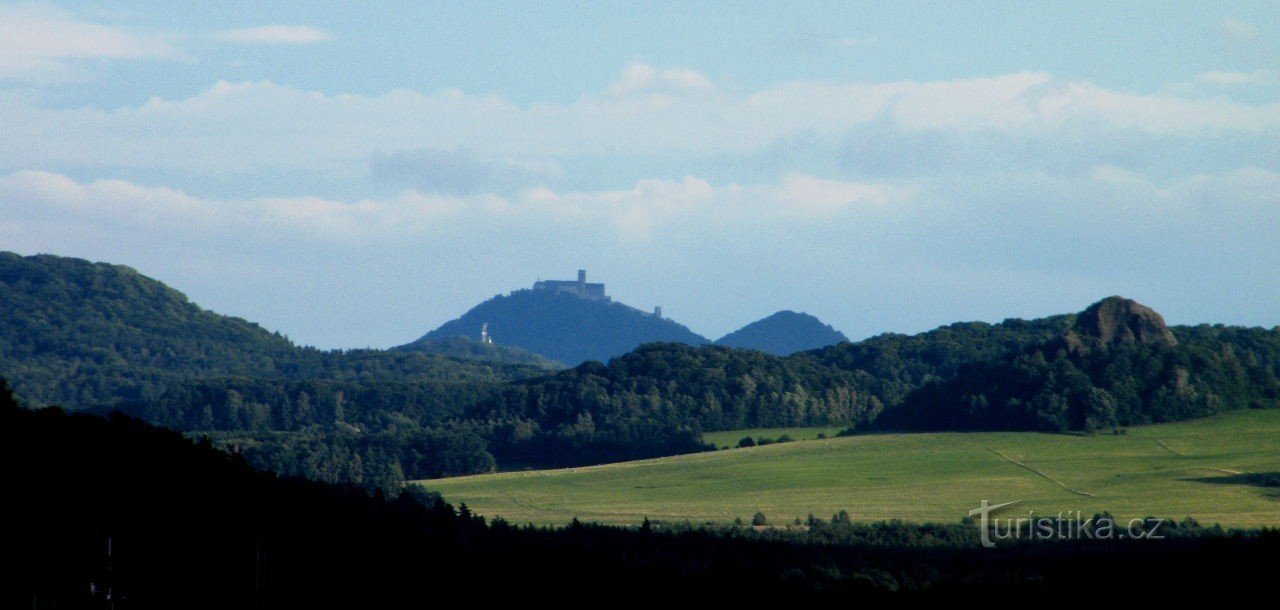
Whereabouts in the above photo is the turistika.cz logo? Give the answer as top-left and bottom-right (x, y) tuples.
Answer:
(968, 500), (1166, 548)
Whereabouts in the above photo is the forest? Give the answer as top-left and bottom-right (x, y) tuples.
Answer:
(4, 252), (1280, 490)
(6, 380), (1278, 606)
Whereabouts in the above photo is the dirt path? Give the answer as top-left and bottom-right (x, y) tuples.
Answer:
(988, 448), (1095, 497)
(1155, 439), (1183, 456)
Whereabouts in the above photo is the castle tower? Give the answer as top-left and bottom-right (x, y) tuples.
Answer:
(481, 323), (493, 345)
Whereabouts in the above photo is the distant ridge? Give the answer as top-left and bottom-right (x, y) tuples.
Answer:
(396, 335), (564, 369)
(0, 251), (552, 408)
(406, 288), (708, 365)
(715, 310), (848, 355)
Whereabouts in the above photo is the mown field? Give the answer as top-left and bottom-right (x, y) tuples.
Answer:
(417, 409), (1280, 527)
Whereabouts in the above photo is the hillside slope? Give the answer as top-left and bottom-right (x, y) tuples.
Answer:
(0, 252), (549, 407)
(397, 335), (564, 369)
(880, 297), (1280, 432)
(421, 408), (1280, 527)
(715, 310), (848, 355)
(409, 289), (709, 365)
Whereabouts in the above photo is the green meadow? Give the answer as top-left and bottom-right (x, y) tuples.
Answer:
(417, 409), (1280, 528)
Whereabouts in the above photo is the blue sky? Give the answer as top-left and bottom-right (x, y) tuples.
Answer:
(1, 1), (1278, 349)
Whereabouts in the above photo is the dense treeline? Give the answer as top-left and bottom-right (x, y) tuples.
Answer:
(882, 322), (1280, 432)
(396, 335), (564, 368)
(800, 316), (1074, 407)
(6, 384), (1279, 605)
(0, 252), (552, 408)
(100, 378), (500, 432)
(466, 343), (884, 466)
(103, 307), (1280, 480)
(7, 252), (1280, 485)
(94, 377), (506, 489)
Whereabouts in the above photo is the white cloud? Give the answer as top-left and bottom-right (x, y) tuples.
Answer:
(0, 170), (464, 242)
(214, 25), (333, 45)
(0, 169), (905, 245)
(0, 5), (181, 82)
(4, 166), (1276, 348)
(4, 65), (1278, 179)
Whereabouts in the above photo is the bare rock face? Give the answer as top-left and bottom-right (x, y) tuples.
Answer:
(1065, 296), (1177, 352)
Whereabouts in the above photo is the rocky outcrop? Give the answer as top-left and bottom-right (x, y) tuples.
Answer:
(1064, 296), (1177, 352)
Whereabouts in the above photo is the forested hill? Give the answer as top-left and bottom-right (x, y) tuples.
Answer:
(715, 310), (848, 355)
(878, 297), (1280, 432)
(13, 382), (1275, 603)
(408, 288), (709, 365)
(798, 314), (1076, 408)
(0, 252), (552, 408)
(396, 335), (565, 369)
(6, 249), (1279, 487)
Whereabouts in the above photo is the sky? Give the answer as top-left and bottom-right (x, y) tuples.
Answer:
(1, 1), (1278, 349)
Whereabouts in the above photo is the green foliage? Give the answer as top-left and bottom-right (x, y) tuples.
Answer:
(466, 343), (885, 466)
(799, 316), (1075, 407)
(6, 251), (1280, 488)
(9, 389), (1280, 601)
(0, 252), (552, 410)
(395, 335), (565, 368)
(882, 329), (1280, 431)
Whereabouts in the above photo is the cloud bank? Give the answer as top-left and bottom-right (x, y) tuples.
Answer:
(2, 65), (1276, 178)
(0, 5), (181, 82)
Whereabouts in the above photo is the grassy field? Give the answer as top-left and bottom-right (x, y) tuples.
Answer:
(417, 409), (1280, 528)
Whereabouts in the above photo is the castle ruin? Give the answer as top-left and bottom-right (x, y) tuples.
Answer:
(533, 269), (609, 301)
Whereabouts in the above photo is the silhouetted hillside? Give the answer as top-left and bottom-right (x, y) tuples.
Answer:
(716, 310), (848, 355)
(411, 289), (709, 365)
(6, 379), (1279, 605)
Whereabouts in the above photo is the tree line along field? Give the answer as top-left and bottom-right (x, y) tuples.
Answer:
(418, 408), (1280, 528)
(701, 426), (848, 448)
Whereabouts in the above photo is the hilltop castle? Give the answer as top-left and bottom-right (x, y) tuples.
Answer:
(530, 269), (662, 318)
(533, 269), (609, 301)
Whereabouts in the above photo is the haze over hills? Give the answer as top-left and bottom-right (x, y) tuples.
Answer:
(715, 310), (849, 355)
(407, 271), (710, 365)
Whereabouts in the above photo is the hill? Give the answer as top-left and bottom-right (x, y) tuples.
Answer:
(408, 288), (709, 365)
(6, 250), (1279, 489)
(420, 408), (1280, 528)
(715, 310), (848, 355)
(397, 335), (565, 369)
(0, 252), (551, 408)
(879, 297), (1280, 432)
